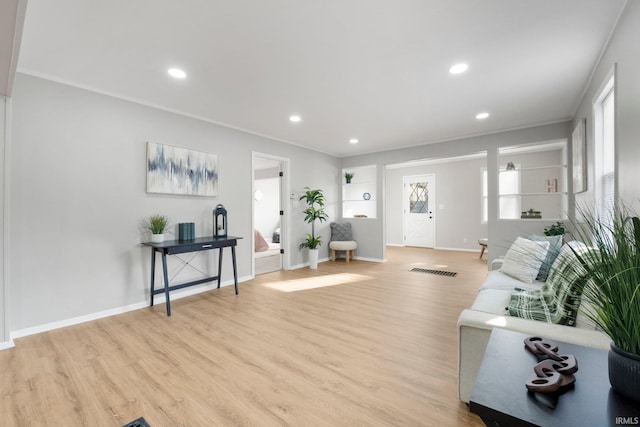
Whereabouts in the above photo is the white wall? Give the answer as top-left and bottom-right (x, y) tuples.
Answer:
(9, 74), (339, 332)
(341, 121), (572, 262)
(385, 156), (488, 250)
(572, 2), (640, 211)
(0, 97), (7, 345)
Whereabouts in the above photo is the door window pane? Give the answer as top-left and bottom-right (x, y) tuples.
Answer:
(409, 182), (428, 213)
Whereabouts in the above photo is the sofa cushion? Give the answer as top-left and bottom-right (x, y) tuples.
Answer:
(530, 234), (563, 281)
(480, 270), (544, 292)
(507, 241), (589, 326)
(500, 237), (549, 283)
(471, 289), (512, 315)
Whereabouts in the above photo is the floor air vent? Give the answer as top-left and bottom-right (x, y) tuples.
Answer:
(123, 417), (151, 427)
(410, 267), (457, 277)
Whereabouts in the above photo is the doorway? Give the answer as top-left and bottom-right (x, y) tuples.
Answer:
(252, 153), (289, 275)
(403, 174), (436, 248)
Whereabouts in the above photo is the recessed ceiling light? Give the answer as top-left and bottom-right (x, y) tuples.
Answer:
(349, 138), (359, 144)
(289, 115), (301, 123)
(449, 63), (469, 75)
(476, 112), (490, 120)
(168, 68), (187, 79)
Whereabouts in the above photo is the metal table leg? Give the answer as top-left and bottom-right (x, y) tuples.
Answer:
(231, 245), (239, 295)
(150, 249), (156, 306)
(161, 253), (171, 316)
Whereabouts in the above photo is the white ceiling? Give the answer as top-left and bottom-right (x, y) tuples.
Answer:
(13, 0), (627, 156)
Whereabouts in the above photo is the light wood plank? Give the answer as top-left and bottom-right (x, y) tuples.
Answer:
(0, 247), (487, 426)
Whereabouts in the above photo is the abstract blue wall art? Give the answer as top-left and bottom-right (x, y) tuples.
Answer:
(147, 142), (218, 196)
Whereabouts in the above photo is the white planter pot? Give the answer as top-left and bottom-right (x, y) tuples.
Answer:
(151, 233), (164, 243)
(308, 248), (319, 269)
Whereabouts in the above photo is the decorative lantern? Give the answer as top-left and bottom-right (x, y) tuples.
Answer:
(213, 204), (227, 238)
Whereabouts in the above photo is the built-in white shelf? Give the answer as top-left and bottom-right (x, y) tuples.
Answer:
(342, 165), (377, 219)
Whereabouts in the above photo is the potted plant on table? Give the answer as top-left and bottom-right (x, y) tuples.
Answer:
(144, 214), (169, 243)
(299, 187), (328, 269)
(571, 204), (640, 403)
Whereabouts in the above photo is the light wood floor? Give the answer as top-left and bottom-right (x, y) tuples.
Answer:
(1, 247), (488, 426)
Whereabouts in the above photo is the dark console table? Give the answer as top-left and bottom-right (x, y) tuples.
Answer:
(470, 328), (640, 427)
(144, 236), (242, 316)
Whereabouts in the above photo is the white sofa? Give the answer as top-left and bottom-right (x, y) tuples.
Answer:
(457, 258), (611, 403)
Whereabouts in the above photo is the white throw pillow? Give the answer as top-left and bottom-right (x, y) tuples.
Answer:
(500, 237), (550, 283)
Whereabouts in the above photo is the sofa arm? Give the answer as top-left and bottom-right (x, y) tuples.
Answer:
(489, 257), (504, 271)
(457, 309), (610, 403)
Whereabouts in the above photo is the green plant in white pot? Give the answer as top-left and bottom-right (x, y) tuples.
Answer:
(299, 187), (328, 269)
(570, 204), (640, 402)
(144, 214), (169, 243)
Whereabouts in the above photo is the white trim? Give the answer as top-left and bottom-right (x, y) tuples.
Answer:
(3, 98), (11, 343)
(498, 140), (566, 155)
(10, 276), (250, 340)
(592, 65), (617, 220)
(0, 339), (15, 351)
(352, 256), (384, 263)
(251, 152), (291, 274)
(382, 243), (479, 254)
(386, 152), (486, 169)
(290, 257), (330, 270)
(434, 246), (482, 253)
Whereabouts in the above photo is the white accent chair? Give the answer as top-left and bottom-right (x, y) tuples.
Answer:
(329, 222), (357, 262)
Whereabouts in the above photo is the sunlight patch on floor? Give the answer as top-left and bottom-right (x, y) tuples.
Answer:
(263, 273), (372, 292)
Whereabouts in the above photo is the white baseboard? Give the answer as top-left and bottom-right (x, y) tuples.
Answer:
(352, 256), (384, 263)
(435, 246), (482, 253)
(0, 339), (15, 351)
(10, 276), (251, 341)
(386, 243), (480, 253)
(290, 257), (330, 270)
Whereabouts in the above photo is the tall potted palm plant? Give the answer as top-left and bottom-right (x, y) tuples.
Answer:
(571, 203), (640, 402)
(299, 187), (328, 269)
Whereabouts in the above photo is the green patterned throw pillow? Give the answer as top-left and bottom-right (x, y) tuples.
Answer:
(508, 241), (589, 325)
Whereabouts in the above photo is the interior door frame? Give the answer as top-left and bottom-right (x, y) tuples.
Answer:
(251, 152), (291, 276)
(402, 173), (436, 248)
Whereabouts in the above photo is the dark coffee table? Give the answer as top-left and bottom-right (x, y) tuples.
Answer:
(469, 328), (640, 427)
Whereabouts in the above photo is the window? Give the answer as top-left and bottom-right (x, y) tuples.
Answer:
(499, 167), (521, 219)
(481, 165), (521, 222)
(594, 74), (615, 226)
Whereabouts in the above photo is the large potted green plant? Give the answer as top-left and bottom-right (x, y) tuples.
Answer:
(299, 187), (328, 269)
(571, 204), (640, 402)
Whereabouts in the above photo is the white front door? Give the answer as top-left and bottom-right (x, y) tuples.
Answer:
(403, 174), (436, 248)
